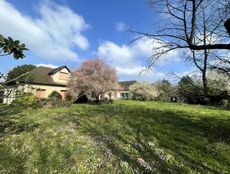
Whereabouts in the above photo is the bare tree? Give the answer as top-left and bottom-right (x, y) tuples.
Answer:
(131, 0), (230, 97)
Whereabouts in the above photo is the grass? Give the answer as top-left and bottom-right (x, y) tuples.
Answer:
(0, 100), (230, 173)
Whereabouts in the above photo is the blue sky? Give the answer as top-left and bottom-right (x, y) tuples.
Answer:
(0, 0), (191, 81)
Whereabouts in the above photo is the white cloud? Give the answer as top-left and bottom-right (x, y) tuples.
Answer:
(115, 66), (144, 75)
(118, 68), (167, 82)
(98, 41), (134, 66)
(36, 64), (58, 68)
(195, 33), (220, 45)
(115, 22), (127, 32)
(116, 65), (166, 78)
(98, 37), (153, 68)
(97, 37), (178, 81)
(0, 0), (89, 61)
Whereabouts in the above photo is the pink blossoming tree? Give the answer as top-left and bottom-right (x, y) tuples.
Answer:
(68, 58), (119, 101)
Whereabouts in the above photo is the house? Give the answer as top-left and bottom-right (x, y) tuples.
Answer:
(119, 80), (137, 99)
(1, 65), (137, 104)
(103, 81), (137, 100)
(3, 66), (71, 104)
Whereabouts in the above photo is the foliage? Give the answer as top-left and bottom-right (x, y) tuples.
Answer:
(155, 79), (175, 102)
(75, 93), (89, 103)
(8, 91), (70, 109)
(176, 73), (230, 105)
(207, 71), (230, 96)
(102, 95), (113, 104)
(48, 91), (62, 101)
(39, 98), (72, 109)
(220, 99), (230, 108)
(129, 81), (160, 101)
(206, 71), (230, 105)
(0, 34), (28, 88)
(177, 76), (204, 104)
(65, 91), (74, 101)
(0, 100), (230, 173)
(0, 34), (28, 59)
(7, 64), (36, 81)
(10, 92), (39, 109)
(68, 58), (119, 101)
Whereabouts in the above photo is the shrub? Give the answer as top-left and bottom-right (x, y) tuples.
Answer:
(39, 98), (72, 109)
(75, 93), (89, 103)
(102, 95), (113, 104)
(219, 99), (230, 108)
(10, 93), (39, 109)
(129, 81), (160, 101)
(48, 91), (62, 101)
(177, 76), (204, 104)
(65, 91), (73, 101)
(155, 80), (175, 102)
(10, 92), (72, 109)
(206, 71), (230, 106)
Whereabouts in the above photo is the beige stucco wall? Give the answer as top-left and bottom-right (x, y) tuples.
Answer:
(50, 68), (70, 85)
(25, 84), (68, 98)
(103, 92), (117, 100)
(3, 84), (68, 104)
(104, 91), (132, 99)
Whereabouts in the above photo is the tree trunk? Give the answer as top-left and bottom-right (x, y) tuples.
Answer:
(96, 95), (100, 102)
(202, 8), (208, 96)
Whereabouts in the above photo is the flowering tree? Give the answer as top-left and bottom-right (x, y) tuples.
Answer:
(68, 58), (119, 101)
(129, 81), (160, 101)
(207, 71), (230, 100)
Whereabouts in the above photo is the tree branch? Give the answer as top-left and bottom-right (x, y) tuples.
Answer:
(189, 43), (230, 50)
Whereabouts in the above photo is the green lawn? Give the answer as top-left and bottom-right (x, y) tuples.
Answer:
(0, 100), (230, 173)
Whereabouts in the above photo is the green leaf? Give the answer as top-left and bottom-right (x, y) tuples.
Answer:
(0, 34), (28, 59)
(0, 35), (4, 42)
(14, 40), (20, 45)
(8, 37), (13, 43)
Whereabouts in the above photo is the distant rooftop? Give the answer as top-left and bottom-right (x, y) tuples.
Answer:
(119, 80), (137, 91)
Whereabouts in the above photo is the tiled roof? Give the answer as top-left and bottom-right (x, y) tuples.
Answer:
(119, 80), (137, 91)
(5, 66), (68, 86)
(49, 66), (70, 75)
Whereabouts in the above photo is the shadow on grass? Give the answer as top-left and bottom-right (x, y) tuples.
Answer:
(0, 105), (39, 137)
(77, 104), (230, 173)
(0, 105), (22, 116)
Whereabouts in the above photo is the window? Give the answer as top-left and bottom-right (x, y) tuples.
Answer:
(36, 89), (46, 98)
(60, 90), (67, 98)
(121, 92), (129, 99)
